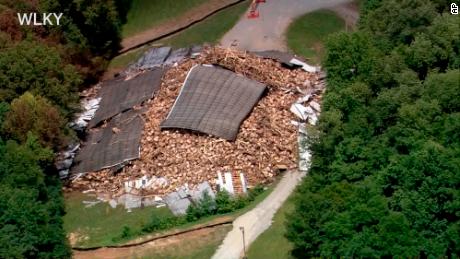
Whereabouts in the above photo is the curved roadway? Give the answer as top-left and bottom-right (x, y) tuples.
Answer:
(220, 0), (352, 51)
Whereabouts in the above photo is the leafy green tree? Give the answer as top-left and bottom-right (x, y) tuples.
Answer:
(0, 41), (81, 115)
(40, 0), (122, 57)
(2, 93), (68, 150)
(287, 1), (460, 257)
(361, 0), (437, 47)
(0, 136), (71, 258)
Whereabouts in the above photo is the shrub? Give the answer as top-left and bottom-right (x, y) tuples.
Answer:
(215, 190), (233, 214)
(120, 225), (132, 239)
(247, 185), (264, 202)
(186, 191), (217, 222)
(185, 204), (200, 222)
(141, 214), (184, 233)
(231, 195), (249, 210)
(199, 191), (217, 216)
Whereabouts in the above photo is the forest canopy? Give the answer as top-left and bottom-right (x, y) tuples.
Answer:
(0, 0), (128, 257)
(286, 0), (459, 257)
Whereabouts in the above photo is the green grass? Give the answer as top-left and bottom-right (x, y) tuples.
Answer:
(246, 195), (296, 259)
(108, 45), (149, 70)
(64, 192), (173, 248)
(139, 225), (232, 259)
(109, 0), (249, 70)
(65, 181), (274, 248)
(158, 0), (250, 48)
(124, 183), (274, 244)
(122, 0), (208, 37)
(286, 9), (345, 64)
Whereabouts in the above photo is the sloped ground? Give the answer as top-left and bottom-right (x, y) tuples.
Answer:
(73, 224), (232, 259)
(220, 0), (353, 51)
(121, 0), (244, 52)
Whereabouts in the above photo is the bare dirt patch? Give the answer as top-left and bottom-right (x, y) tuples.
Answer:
(73, 224), (231, 259)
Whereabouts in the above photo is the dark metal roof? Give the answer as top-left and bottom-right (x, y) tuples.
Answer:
(164, 47), (190, 66)
(160, 65), (266, 141)
(135, 47), (172, 70)
(72, 109), (144, 174)
(89, 68), (164, 128)
(252, 50), (305, 68)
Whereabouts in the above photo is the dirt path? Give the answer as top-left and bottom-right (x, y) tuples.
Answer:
(120, 0), (243, 53)
(211, 170), (306, 259)
(72, 217), (232, 259)
(73, 225), (231, 259)
(220, 0), (356, 51)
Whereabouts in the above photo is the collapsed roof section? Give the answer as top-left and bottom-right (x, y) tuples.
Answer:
(160, 65), (266, 141)
(128, 46), (202, 72)
(134, 47), (172, 70)
(72, 109), (145, 174)
(253, 50), (320, 73)
(252, 50), (298, 67)
(88, 68), (164, 128)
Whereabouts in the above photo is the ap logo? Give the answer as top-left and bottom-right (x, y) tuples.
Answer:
(452, 3), (459, 15)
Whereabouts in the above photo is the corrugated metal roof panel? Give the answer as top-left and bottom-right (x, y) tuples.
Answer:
(89, 68), (164, 128)
(161, 65), (266, 141)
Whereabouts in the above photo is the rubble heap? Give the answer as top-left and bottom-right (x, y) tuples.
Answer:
(68, 47), (322, 196)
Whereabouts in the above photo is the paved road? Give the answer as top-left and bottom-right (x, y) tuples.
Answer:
(220, 0), (353, 51)
(211, 170), (306, 259)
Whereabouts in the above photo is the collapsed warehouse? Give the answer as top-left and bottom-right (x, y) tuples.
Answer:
(63, 46), (324, 211)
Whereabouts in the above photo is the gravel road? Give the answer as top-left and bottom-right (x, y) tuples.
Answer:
(220, 0), (353, 51)
(211, 170), (306, 259)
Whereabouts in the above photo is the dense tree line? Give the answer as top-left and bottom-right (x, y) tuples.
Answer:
(0, 0), (130, 257)
(286, 0), (459, 257)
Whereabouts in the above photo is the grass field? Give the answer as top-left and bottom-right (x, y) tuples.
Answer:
(109, 0), (249, 71)
(246, 195), (296, 259)
(286, 9), (345, 64)
(122, 0), (208, 37)
(64, 192), (173, 248)
(138, 225), (232, 259)
(65, 180), (274, 248)
(158, 0), (250, 48)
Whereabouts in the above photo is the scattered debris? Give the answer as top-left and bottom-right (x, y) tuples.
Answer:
(69, 98), (101, 131)
(216, 172), (248, 195)
(69, 47), (322, 197)
(164, 47), (190, 66)
(190, 45), (203, 59)
(298, 133), (312, 172)
(289, 58), (321, 73)
(252, 50), (321, 72)
(124, 175), (169, 194)
(252, 50), (299, 68)
(164, 181), (215, 215)
(116, 193), (165, 211)
(56, 143), (80, 179)
(82, 200), (102, 208)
